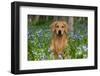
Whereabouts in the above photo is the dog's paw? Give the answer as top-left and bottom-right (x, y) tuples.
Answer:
(58, 54), (63, 59)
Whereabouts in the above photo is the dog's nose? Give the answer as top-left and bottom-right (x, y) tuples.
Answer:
(58, 30), (61, 34)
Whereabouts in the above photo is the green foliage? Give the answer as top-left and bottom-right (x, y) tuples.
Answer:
(28, 17), (88, 61)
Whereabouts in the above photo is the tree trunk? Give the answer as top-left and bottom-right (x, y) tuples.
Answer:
(68, 17), (74, 32)
(34, 16), (40, 24)
(46, 16), (49, 21)
(61, 16), (67, 21)
(53, 16), (59, 21)
(28, 15), (33, 23)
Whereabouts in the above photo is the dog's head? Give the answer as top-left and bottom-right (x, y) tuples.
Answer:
(51, 21), (68, 36)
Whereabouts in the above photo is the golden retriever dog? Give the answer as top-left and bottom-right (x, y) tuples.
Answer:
(50, 21), (68, 59)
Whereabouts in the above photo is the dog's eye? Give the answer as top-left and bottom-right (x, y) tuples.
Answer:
(62, 26), (64, 28)
(56, 25), (59, 28)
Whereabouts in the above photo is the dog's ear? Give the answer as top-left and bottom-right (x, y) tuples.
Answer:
(62, 21), (69, 33)
(50, 21), (57, 32)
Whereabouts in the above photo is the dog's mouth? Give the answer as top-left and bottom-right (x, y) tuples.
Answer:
(57, 34), (62, 36)
(57, 30), (63, 36)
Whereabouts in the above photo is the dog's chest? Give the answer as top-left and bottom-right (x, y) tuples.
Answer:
(54, 38), (66, 51)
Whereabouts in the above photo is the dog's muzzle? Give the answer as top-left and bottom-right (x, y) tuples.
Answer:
(58, 30), (61, 35)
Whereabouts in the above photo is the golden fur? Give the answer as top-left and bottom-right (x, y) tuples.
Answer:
(50, 21), (68, 59)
